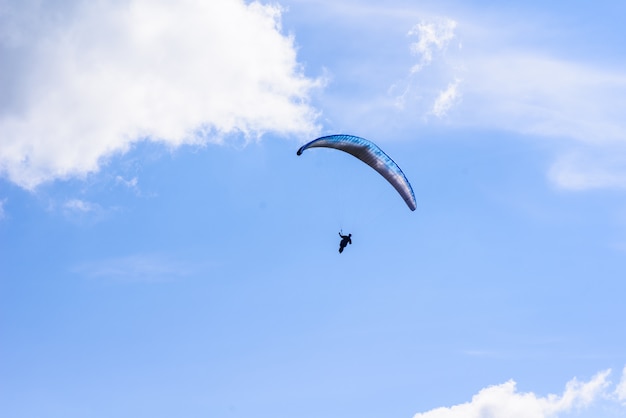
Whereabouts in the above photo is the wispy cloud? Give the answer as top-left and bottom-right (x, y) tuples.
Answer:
(114, 174), (151, 197)
(0, 198), (6, 220)
(616, 367), (626, 403)
(413, 368), (624, 418)
(0, 0), (321, 189)
(115, 175), (138, 190)
(391, 17), (462, 116)
(73, 253), (202, 282)
(59, 197), (120, 224)
(408, 18), (457, 73)
(548, 148), (626, 191)
(402, 15), (626, 143)
(430, 78), (462, 118)
(459, 52), (626, 144)
(400, 13), (626, 190)
(64, 198), (99, 213)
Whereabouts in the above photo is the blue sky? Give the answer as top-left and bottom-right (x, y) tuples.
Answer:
(2, 0), (626, 417)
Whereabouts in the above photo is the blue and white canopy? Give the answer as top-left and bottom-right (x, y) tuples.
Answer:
(297, 134), (416, 211)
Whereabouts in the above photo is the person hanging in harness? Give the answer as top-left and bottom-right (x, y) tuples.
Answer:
(338, 232), (352, 254)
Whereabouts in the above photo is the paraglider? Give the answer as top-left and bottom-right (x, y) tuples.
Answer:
(338, 232), (352, 254)
(297, 134), (417, 211)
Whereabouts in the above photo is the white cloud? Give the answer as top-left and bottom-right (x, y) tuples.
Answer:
(430, 78), (462, 118)
(460, 52), (626, 144)
(400, 14), (626, 190)
(464, 53), (626, 191)
(548, 149), (626, 191)
(403, 17), (626, 145)
(64, 198), (98, 213)
(408, 18), (457, 73)
(390, 17), (461, 115)
(0, 0), (321, 189)
(0, 198), (6, 220)
(61, 197), (116, 223)
(413, 369), (616, 418)
(616, 367), (626, 402)
(115, 176), (137, 188)
(62, 198), (114, 224)
(115, 175), (140, 193)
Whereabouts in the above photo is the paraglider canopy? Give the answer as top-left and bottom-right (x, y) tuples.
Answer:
(297, 134), (417, 211)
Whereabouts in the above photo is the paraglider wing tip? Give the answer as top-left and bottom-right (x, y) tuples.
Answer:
(296, 147), (304, 156)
